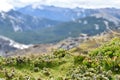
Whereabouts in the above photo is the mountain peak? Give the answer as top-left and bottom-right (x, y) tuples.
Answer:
(31, 4), (44, 10)
(91, 13), (120, 25)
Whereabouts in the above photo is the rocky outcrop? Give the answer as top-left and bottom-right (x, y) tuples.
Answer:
(0, 36), (29, 57)
(57, 34), (89, 50)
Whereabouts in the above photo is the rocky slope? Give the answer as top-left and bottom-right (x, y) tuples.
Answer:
(0, 10), (60, 32)
(0, 36), (29, 57)
(6, 30), (120, 57)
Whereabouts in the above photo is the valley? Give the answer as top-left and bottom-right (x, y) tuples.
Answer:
(0, 4), (120, 80)
(0, 6), (120, 44)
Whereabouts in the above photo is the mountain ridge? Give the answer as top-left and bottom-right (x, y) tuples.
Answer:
(17, 5), (120, 21)
(0, 6), (120, 44)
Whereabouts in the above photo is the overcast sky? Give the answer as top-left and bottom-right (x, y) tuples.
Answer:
(0, 0), (120, 11)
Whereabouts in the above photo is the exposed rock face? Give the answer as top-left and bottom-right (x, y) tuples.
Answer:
(0, 36), (29, 57)
(57, 34), (89, 50)
(0, 38), (16, 56)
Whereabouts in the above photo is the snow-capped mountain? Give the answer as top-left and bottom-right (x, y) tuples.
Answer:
(0, 10), (60, 32)
(17, 5), (120, 21)
(49, 15), (120, 37)
(17, 5), (96, 21)
(0, 5), (120, 44)
(0, 35), (29, 56)
(91, 13), (120, 26)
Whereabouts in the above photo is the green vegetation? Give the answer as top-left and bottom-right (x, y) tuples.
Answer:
(0, 16), (117, 44)
(0, 38), (120, 79)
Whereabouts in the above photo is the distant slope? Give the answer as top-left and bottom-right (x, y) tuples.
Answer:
(0, 10), (62, 44)
(0, 10), (60, 32)
(0, 9), (120, 44)
(17, 5), (120, 21)
(14, 15), (120, 44)
(17, 5), (97, 21)
(38, 15), (120, 41)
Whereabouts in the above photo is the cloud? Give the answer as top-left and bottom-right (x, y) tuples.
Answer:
(48, 0), (120, 8)
(0, 0), (13, 12)
(0, 0), (120, 11)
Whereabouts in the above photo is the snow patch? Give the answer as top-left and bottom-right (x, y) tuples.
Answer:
(83, 20), (88, 24)
(46, 24), (53, 28)
(72, 18), (76, 22)
(10, 20), (23, 32)
(1, 12), (6, 19)
(9, 41), (29, 49)
(104, 21), (112, 31)
(32, 4), (44, 10)
(94, 24), (99, 30)
(0, 35), (29, 49)
(68, 32), (72, 35)
(78, 20), (81, 23)
(91, 13), (120, 25)
(104, 21), (109, 30)
(104, 20), (115, 32)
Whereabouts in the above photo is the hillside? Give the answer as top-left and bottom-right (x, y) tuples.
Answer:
(1, 7), (120, 44)
(0, 36), (29, 57)
(0, 1), (120, 80)
(0, 34), (120, 79)
(4, 31), (120, 57)
(15, 15), (120, 44)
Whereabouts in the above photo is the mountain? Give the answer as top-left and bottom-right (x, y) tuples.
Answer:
(40, 14), (120, 38)
(0, 10), (60, 32)
(6, 30), (119, 57)
(0, 6), (120, 44)
(21, 14), (120, 44)
(0, 10), (62, 44)
(0, 35), (29, 56)
(0, 9), (120, 44)
(17, 5), (120, 21)
(17, 5), (97, 21)
(1, 5), (120, 80)
(97, 8), (120, 19)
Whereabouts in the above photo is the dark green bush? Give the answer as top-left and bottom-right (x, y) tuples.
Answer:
(74, 55), (85, 64)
